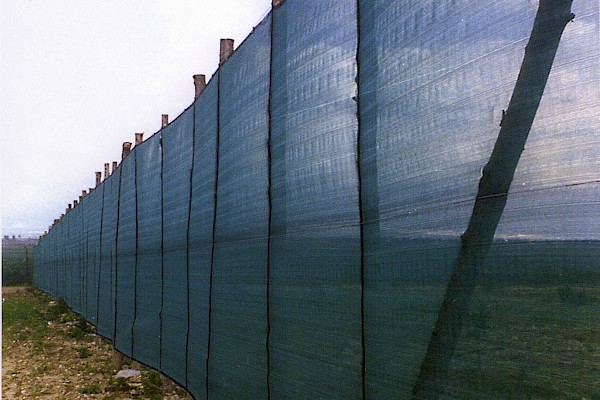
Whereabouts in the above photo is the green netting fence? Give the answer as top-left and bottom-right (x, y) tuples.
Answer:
(34, 1), (599, 399)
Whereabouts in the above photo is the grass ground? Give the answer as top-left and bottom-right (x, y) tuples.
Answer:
(2, 286), (191, 399)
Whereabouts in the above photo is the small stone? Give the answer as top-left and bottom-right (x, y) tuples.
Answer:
(115, 369), (141, 379)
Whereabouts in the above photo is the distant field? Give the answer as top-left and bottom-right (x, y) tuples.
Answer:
(2, 239), (36, 286)
(443, 285), (600, 399)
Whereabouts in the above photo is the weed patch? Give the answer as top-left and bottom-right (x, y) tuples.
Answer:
(78, 383), (101, 394)
(142, 370), (163, 396)
(77, 346), (91, 358)
(2, 286), (191, 399)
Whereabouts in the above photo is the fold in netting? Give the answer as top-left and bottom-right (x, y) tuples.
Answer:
(34, 0), (600, 399)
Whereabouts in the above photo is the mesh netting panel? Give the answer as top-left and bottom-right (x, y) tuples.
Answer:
(359, 1), (533, 397)
(97, 171), (120, 340)
(208, 16), (271, 399)
(161, 105), (194, 385)
(187, 77), (218, 400)
(360, 1), (599, 398)
(270, 1), (362, 399)
(81, 197), (90, 319)
(60, 217), (68, 305)
(62, 212), (71, 304)
(132, 133), (163, 368)
(71, 204), (83, 314)
(53, 222), (65, 300)
(84, 187), (102, 325)
(445, 1), (599, 398)
(115, 153), (137, 357)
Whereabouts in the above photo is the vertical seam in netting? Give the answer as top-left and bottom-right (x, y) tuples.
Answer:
(66, 221), (69, 300)
(85, 213), (90, 316)
(56, 235), (58, 294)
(65, 226), (68, 298)
(109, 247), (113, 335)
(57, 231), (60, 294)
(97, 183), (106, 327)
(159, 131), (165, 369)
(185, 100), (196, 388)
(206, 69), (222, 400)
(132, 148), (139, 357)
(81, 202), (86, 314)
(64, 228), (67, 298)
(266, 7), (275, 400)
(114, 164), (124, 343)
(58, 234), (61, 295)
(55, 235), (58, 294)
(55, 225), (65, 296)
(51, 231), (54, 293)
(68, 221), (72, 306)
(355, 1), (367, 398)
(82, 206), (87, 315)
(61, 228), (63, 296)
(55, 224), (65, 297)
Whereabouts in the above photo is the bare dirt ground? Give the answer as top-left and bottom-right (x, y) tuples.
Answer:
(2, 286), (192, 399)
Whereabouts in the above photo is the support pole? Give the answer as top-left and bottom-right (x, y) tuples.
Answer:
(193, 74), (207, 99)
(219, 39), (234, 65)
(122, 142), (132, 160)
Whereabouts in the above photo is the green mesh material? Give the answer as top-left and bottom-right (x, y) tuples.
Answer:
(34, 1), (599, 399)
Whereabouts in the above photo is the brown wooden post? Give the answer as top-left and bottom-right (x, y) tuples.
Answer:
(161, 114), (169, 128)
(112, 161), (118, 173)
(122, 142), (132, 160)
(96, 172), (102, 186)
(193, 74), (207, 99)
(135, 133), (144, 145)
(220, 39), (234, 65)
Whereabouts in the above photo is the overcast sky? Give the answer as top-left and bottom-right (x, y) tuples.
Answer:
(1, 0), (272, 237)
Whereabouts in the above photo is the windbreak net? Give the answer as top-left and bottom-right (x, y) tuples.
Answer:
(187, 77), (219, 400)
(71, 204), (83, 314)
(97, 170), (120, 340)
(132, 133), (163, 369)
(34, 1), (599, 399)
(359, 1), (533, 397)
(161, 104), (194, 385)
(84, 186), (102, 325)
(208, 15), (271, 400)
(269, 1), (363, 399)
(114, 152), (137, 357)
(360, 1), (599, 398)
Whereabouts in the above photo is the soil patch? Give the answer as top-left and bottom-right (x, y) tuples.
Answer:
(2, 286), (192, 399)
